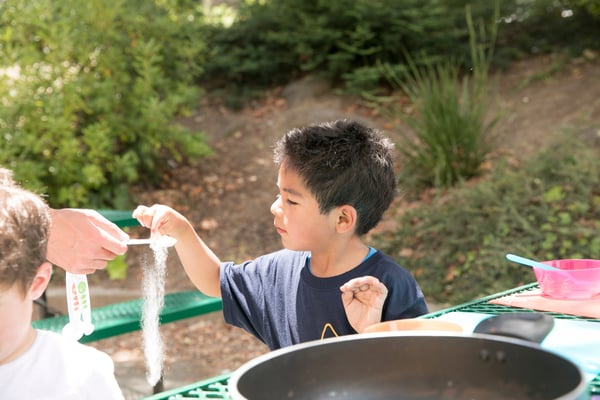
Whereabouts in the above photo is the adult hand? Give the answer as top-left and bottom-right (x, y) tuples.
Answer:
(340, 276), (388, 333)
(47, 208), (129, 274)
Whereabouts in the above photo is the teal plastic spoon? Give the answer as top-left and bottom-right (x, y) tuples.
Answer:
(505, 254), (561, 271)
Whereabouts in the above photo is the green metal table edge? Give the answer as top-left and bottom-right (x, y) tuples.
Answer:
(97, 209), (140, 228)
(422, 282), (600, 323)
(143, 373), (232, 400)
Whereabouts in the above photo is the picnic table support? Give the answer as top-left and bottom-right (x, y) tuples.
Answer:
(35, 291), (61, 318)
(153, 377), (164, 395)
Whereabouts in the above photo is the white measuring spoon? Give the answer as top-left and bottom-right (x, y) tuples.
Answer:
(127, 236), (177, 247)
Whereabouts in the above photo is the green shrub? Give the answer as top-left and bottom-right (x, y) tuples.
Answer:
(494, 0), (600, 59)
(201, 0), (471, 103)
(371, 134), (600, 304)
(199, 0), (600, 101)
(0, 0), (211, 208)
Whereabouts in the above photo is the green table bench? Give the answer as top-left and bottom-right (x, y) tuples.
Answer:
(32, 290), (223, 343)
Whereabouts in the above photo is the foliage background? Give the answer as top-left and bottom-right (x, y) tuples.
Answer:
(1, 0), (599, 303)
(371, 135), (600, 302)
(2, 0), (598, 209)
(0, 0), (211, 208)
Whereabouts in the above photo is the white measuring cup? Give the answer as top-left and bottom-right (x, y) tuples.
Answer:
(62, 272), (94, 340)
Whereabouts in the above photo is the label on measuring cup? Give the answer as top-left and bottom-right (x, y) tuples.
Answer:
(62, 273), (95, 340)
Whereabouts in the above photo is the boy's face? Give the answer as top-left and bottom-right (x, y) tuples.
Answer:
(0, 262), (51, 365)
(270, 165), (338, 252)
(0, 284), (35, 364)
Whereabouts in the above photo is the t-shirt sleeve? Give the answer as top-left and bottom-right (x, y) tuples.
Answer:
(220, 258), (268, 341)
(379, 256), (429, 319)
(219, 250), (305, 349)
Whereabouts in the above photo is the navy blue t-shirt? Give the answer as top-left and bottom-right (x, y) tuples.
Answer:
(220, 249), (428, 350)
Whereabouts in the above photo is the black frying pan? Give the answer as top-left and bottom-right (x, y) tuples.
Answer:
(228, 324), (587, 399)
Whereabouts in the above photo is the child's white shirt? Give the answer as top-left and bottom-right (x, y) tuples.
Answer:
(0, 329), (123, 400)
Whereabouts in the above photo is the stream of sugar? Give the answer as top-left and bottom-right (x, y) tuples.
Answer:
(141, 238), (170, 386)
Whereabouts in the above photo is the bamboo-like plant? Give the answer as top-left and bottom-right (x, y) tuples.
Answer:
(385, 2), (500, 190)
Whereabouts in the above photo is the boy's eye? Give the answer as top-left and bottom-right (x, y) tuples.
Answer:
(275, 193), (298, 205)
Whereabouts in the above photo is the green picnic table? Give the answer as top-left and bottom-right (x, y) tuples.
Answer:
(143, 283), (600, 400)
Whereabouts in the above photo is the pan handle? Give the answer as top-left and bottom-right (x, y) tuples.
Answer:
(473, 312), (554, 343)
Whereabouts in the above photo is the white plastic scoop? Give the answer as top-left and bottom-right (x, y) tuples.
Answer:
(127, 236), (177, 247)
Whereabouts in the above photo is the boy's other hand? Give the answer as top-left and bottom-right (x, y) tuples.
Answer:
(340, 276), (388, 333)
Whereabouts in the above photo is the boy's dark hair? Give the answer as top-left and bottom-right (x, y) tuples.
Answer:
(273, 119), (396, 235)
(0, 184), (50, 294)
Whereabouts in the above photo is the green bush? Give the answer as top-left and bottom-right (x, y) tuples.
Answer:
(200, 0), (600, 101)
(0, 0), (211, 208)
(370, 134), (600, 304)
(492, 0), (600, 62)
(201, 0), (471, 102)
(2, 0), (598, 209)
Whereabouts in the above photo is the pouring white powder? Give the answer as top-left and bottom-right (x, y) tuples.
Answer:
(141, 235), (176, 386)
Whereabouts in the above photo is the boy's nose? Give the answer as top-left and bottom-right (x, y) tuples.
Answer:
(270, 197), (281, 216)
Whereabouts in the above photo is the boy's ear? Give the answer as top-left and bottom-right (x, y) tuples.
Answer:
(335, 205), (358, 234)
(29, 262), (52, 301)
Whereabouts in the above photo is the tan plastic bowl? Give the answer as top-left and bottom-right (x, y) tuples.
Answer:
(364, 318), (463, 333)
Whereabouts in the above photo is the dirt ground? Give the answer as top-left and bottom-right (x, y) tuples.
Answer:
(43, 54), (600, 399)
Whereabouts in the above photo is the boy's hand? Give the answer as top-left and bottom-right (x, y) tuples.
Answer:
(132, 204), (190, 239)
(340, 276), (388, 333)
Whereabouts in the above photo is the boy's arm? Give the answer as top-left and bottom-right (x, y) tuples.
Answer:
(173, 222), (222, 297)
(133, 205), (222, 297)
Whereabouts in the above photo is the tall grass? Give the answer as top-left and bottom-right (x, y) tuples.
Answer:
(383, 2), (499, 191)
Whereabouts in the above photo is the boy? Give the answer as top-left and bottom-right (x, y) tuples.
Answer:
(0, 178), (124, 399)
(134, 119), (428, 350)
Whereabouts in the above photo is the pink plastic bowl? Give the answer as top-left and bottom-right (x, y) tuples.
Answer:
(534, 259), (600, 299)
